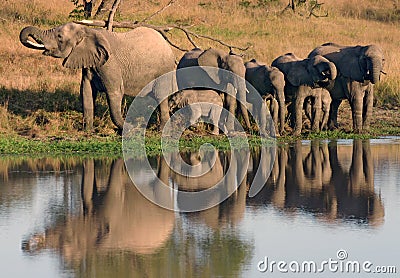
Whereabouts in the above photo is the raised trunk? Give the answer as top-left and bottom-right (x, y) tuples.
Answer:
(328, 61), (337, 81)
(19, 26), (46, 50)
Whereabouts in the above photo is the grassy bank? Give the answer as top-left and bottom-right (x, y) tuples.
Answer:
(1, 0), (400, 155)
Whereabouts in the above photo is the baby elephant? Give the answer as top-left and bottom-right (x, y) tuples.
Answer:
(169, 89), (224, 135)
(304, 88), (332, 132)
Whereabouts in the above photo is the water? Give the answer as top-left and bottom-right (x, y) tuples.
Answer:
(0, 138), (399, 277)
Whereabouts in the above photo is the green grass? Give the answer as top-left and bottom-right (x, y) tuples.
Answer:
(0, 135), (122, 156)
(2, 126), (399, 157)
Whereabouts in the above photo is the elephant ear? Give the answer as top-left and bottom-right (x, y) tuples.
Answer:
(336, 47), (366, 82)
(197, 48), (225, 84)
(63, 29), (111, 69)
(286, 62), (311, 87)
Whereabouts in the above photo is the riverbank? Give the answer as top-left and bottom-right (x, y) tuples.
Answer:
(1, 108), (399, 157)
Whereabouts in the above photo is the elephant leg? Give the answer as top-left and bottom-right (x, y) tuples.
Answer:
(328, 99), (342, 130)
(80, 71), (95, 131)
(211, 106), (221, 135)
(350, 95), (363, 133)
(106, 89), (125, 131)
(158, 99), (171, 130)
(293, 93), (305, 136)
(304, 98), (313, 124)
(363, 84), (373, 131)
(225, 94), (237, 132)
(311, 94), (322, 132)
(276, 91), (286, 136)
(320, 96), (331, 131)
(270, 98), (280, 136)
(287, 102), (295, 129)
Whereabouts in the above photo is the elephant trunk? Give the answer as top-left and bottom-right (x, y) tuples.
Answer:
(20, 26), (46, 49)
(328, 61), (337, 81)
(370, 57), (382, 84)
(20, 26), (56, 50)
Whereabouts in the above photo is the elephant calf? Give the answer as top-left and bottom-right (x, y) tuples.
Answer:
(304, 88), (332, 131)
(272, 53), (337, 135)
(169, 89), (224, 135)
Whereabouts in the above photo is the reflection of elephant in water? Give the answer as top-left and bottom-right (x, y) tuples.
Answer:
(308, 43), (384, 132)
(20, 22), (176, 131)
(245, 59), (286, 136)
(169, 89), (224, 135)
(177, 48), (250, 132)
(272, 53), (337, 135)
(249, 140), (384, 226)
(171, 148), (249, 228)
(22, 158), (175, 258)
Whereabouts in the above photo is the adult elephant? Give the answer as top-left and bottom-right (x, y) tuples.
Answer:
(245, 59), (286, 136)
(177, 48), (250, 132)
(272, 53), (337, 135)
(19, 22), (176, 131)
(308, 42), (384, 133)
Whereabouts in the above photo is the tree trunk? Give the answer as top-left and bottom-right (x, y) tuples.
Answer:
(95, 0), (116, 19)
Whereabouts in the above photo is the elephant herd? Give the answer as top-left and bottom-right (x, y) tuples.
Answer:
(19, 22), (385, 135)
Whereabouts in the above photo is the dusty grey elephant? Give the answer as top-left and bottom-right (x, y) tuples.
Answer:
(19, 22), (176, 131)
(169, 89), (225, 135)
(245, 59), (286, 136)
(177, 48), (250, 132)
(272, 53), (337, 135)
(308, 42), (384, 133)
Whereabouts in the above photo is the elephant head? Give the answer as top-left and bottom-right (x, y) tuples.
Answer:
(308, 42), (384, 85)
(272, 53), (337, 88)
(20, 22), (110, 69)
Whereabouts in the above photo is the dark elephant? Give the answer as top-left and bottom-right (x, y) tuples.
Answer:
(272, 53), (337, 135)
(177, 48), (250, 132)
(20, 22), (176, 131)
(245, 59), (286, 136)
(308, 42), (384, 133)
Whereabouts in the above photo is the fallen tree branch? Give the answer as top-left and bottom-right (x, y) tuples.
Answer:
(75, 19), (251, 52)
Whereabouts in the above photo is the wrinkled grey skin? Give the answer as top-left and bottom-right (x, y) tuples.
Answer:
(177, 48), (250, 132)
(272, 53), (337, 135)
(20, 22), (176, 131)
(169, 89), (224, 135)
(304, 88), (332, 131)
(245, 59), (286, 136)
(308, 42), (384, 133)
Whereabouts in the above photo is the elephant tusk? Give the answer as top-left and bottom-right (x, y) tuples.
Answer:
(381, 70), (387, 75)
(26, 39), (45, 49)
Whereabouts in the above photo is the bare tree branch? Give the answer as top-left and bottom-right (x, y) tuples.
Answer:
(139, 0), (177, 23)
(75, 19), (251, 52)
(307, 1), (328, 18)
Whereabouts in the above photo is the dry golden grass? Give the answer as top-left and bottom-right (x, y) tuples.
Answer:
(0, 0), (399, 137)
